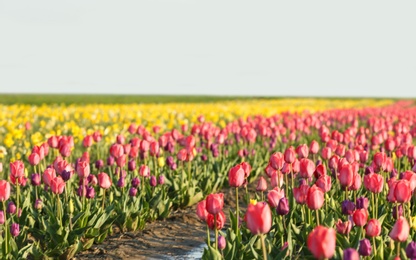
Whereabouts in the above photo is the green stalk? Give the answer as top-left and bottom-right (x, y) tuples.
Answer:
(214, 214), (218, 250)
(102, 189), (106, 210)
(315, 210), (320, 226)
(206, 224), (211, 247)
(16, 182), (20, 217)
(2, 201), (8, 255)
(56, 194), (62, 224)
(235, 187), (240, 240)
(373, 236), (377, 257)
(260, 234), (268, 260)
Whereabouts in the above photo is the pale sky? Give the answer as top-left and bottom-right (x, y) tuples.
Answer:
(0, 1), (415, 97)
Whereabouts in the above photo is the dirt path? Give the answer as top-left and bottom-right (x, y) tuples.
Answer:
(74, 187), (240, 260)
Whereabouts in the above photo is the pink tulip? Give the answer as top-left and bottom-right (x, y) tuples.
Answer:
(307, 226), (336, 259)
(50, 176), (65, 194)
(206, 193), (224, 215)
(98, 172), (112, 189)
(245, 202), (272, 235)
(389, 216), (410, 242)
(0, 180), (11, 201)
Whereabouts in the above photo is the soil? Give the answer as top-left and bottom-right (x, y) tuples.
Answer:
(74, 188), (239, 260)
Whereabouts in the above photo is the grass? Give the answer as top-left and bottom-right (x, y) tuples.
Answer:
(0, 93), (413, 106)
(0, 94), (262, 105)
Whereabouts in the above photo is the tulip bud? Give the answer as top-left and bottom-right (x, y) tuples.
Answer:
(95, 160), (104, 169)
(86, 186), (95, 199)
(117, 177), (126, 188)
(158, 175), (165, 185)
(406, 241), (416, 259)
(69, 199), (74, 214)
(7, 201), (16, 215)
(355, 197), (369, 209)
(107, 156), (115, 166)
(131, 177), (140, 188)
(128, 160), (136, 171)
(256, 177), (267, 191)
(10, 223), (20, 237)
(341, 200), (356, 215)
(358, 239), (372, 256)
(129, 187), (138, 197)
(343, 248), (359, 260)
(158, 157), (165, 167)
(218, 235), (226, 250)
(150, 176), (157, 187)
(0, 211), (4, 224)
(276, 197), (289, 216)
(34, 199), (43, 211)
(109, 191), (114, 203)
(31, 173), (41, 186)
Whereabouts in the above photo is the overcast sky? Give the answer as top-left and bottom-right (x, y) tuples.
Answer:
(0, 1), (415, 97)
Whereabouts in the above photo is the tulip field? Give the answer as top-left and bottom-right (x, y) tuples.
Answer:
(1, 96), (416, 259)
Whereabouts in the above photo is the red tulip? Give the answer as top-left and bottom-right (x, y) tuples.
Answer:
(314, 164), (327, 179)
(269, 152), (284, 170)
(149, 141), (160, 157)
(338, 164), (353, 189)
(0, 180), (11, 201)
(321, 147), (332, 160)
(256, 176), (267, 191)
(28, 153), (40, 166)
(363, 173), (384, 193)
(307, 226), (336, 259)
(196, 200), (208, 222)
(296, 144), (309, 159)
(309, 140), (320, 154)
(389, 216), (410, 242)
(177, 148), (188, 162)
(139, 165), (150, 177)
(365, 219), (381, 237)
(98, 172), (112, 189)
(240, 162), (251, 178)
(43, 168), (57, 187)
(350, 172), (362, 191)
(299, 158), (315, 179)
(83, 135), (93, 148)
(245, 202), (272, 235)
(388, 179), (412, 203)
(10, 160), (25, 179)
(336, 219), (352, 235)
(306, 185), (324, 210)
(315, 175), (332, 193)
(50, 176), (65, 194)
(267, 187), (285, 208)
(207, 211), (226, 230)
(206, 193), (224, 215)
(401, 170), (416, 191)
(284, 146), (296, 164)
(352, 208), (369, 227)
(293, 184), (309, 205)
(228, 164), (245, 188)
(76, 160), (90, 179)
(110, 143), (124, 159)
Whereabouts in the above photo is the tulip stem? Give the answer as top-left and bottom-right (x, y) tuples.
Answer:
(102, 189), (106, 210)
(371, 192), (375, 219)
(260, 234), (267, 260)
(373, 237), (377, 257)
(235, 187), (240, 240)
(397, 241), (400, 258)
(2, 201), (8, 255)
(214, 214), (218, 250)
(315, 210), (320, 226)
(206, 224), (211, 247)
(16, 182), (20, 217)
(56, 194), (62, 224)
(285, 174), (289, 200)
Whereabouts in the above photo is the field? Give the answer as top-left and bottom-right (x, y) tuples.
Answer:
(0, 95), (416, 259)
